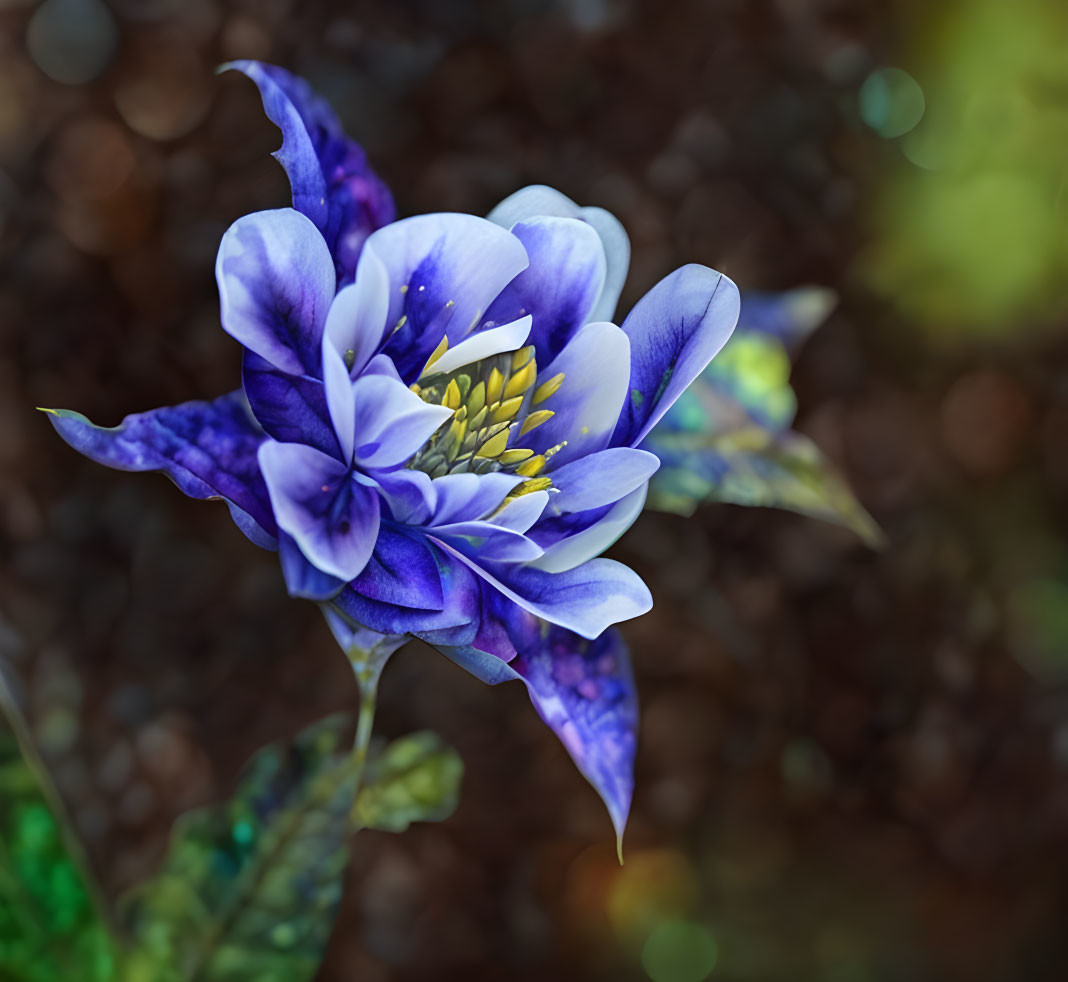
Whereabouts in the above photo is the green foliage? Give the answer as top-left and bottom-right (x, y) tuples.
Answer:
(649, 427), (883, 548)
(860, 0), (1068, 335)
(120, 715), (358, 982)
(645, 323), (882, 546)
(0, 693), (118, 982)
(354, 731), (464, 834)
(0, 686), (465, 982)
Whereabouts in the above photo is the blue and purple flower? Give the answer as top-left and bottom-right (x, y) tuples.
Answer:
(45, 62), (740, 839)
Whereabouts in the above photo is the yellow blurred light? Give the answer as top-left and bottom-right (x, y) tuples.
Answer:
(859, 0), (1068, 338)
(608, 848), (699, 943)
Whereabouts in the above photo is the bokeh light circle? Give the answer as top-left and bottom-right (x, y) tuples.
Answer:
(859, 68), (925, 138)
(26, 0), (118, 86)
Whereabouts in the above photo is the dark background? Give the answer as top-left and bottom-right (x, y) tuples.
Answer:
(3, 1), (1068, 979)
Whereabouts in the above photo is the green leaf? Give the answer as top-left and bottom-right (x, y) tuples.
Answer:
(648, 427), (884, 548)
(0, 683), (118, 982)
(120, 715), (359, 982)
(353, 731), (463, 834)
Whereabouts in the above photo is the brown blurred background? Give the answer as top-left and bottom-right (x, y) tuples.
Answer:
(3, 1), (1068, 980)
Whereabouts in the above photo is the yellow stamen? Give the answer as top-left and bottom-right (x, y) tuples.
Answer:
(519, 409), (554, 436)
(423, 334), (449, 372)
(532, 373), (565, 404)
(511, 345), (535, 371)
(499, 448), (534, 465)
(503, 359), (536, 400)
(476, 429), (510, 459)
(442, 379), (462, 410)
(486, 367), (504, 404)
(513, 476), (552, 496)
(492, 396), (524, 424)
(515, 454), (546, 477)
(467, 380), (486, 418)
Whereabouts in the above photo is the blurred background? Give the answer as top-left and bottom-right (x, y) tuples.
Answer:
(3, 0), (1068, 979)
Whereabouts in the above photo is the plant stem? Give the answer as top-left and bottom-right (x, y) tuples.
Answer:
(350, 665), (380, 796)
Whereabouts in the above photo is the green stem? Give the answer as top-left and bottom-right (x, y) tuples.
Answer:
(350, 667), (379, 796)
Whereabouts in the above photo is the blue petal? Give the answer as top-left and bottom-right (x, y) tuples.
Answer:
(430, 522), (544, 563)
(350, 374), (453, 470)
(258, 441), (380, 580)
(349, 524), (444, 609)
(369, 214), (530, 381)
(481, 217), (605, 365)
(242, 350), (339, 458)
(323, 241), (391, 380)
(525, 321), (631, 467)
(278, 532), (345, 600)
(484, 489), (549, 533)
(322, 340), (356, 463)
(545, 447), (660, 514)
(332, 541), (481, 641)
(529, 485), (648, 574)
(513, 625), (637, 842)
(216, 208), (336, 376)
(373, 468), (436, 525)
(428, 472), (525, 526)
(611, 264), (740, 448)
(440, 546), (652, 640)
(224, 61), (396, 284)
(486, 184), (630, 324)
(321, 606), (407, 662)
(45, 391), (275, 541)
(437, 623), (637, 841)
(427, 316), (532, 377)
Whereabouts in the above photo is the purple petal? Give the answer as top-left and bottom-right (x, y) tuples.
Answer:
(321, 607), (407, 663)
(332, 541), (481, 641)
(513, 625), (637, 842)
(429, 472), (525, 526)
(481, 217), (606, 365)
(436, 621), (637, 841)
(322, 341), (356, 463)
(373, 468), (436, 525)
(258, 441), (380, 580)
(224, 61), (396, 283)
(611, 264), (740, 448)
(486, 184), (630, 324)
(440, 545), (651, 639)
(546, 447), (660, 515)
(430, 522), (544, 563)
(323, 242), (391, 379)
(427, 315), (531, 377)
(242, 350), (339, 458)
(278, 532), (345, 600)
(216, 208), (336, 376)
(350, 375), (453, 470)
(486, 490), (549, 533)
(369, 214), (530, 381)
(45, 391), (275, 541)
(525, 321), (631, 468)
(349, 524), (444, 609)
(530, 485), (648, 574)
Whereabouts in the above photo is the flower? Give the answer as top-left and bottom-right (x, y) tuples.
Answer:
(44, 63), (739, 839)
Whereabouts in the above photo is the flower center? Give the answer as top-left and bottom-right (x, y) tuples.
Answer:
(407, 339), (566, 497)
